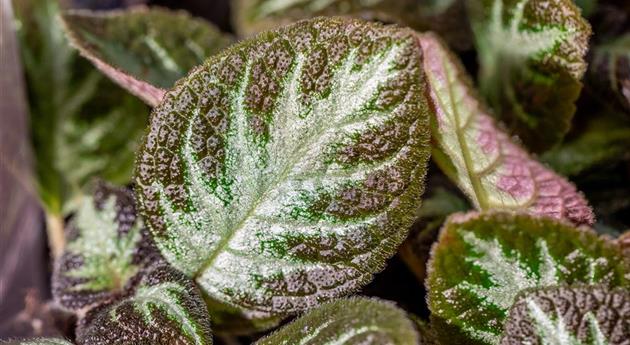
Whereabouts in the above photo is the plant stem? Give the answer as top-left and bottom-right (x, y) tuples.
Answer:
(45, 212), (65, 258)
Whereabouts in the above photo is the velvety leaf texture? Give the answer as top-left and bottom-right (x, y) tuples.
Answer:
(52, 182), (159, 311)
(588, 34), (630, 114)
(233, 0), (472, 50)
(135, 17), (431, 322)
(468, 0), (591, 151)
(426, 211), (629, 345)
(255, 297), (419, 345)
(500, 285), (630, 344)
(418, 33), (594, 226)
(76, 263), (212, 345)
(62, 7), (233, 106)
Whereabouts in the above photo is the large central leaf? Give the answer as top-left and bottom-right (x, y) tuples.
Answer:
(135, 17), (430, 321)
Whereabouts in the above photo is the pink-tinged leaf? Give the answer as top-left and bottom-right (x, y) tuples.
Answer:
(418, 33), (594, 226)
(86, 56), (165, 107)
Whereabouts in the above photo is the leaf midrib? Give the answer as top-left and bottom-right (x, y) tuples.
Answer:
(192, 45), (401, 279)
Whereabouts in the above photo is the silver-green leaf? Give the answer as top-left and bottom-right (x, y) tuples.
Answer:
(61, 7), (233, 106)
(468, 0), (591, 151)
(135, 17), (430, 325)
(426, 211), (629, 344)
(52, 182), (159, 311)
(76, 263), (212, 345)
(418, 32), (594, 226)
(255, 297), (421, 345)
(500, 285), (630, 344)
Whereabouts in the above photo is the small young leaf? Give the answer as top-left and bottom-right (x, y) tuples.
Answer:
(426, 211), (629, 344)
(76, 263), (212, 345)
(468, 0), (591, 151)
(52, 182), (160, 311)
(418, 33), (594, 226)
(255, 297), (420, 345)
(233, 0), (472, 50)
(62, 7), (233, 106)
(135, 17), (431, 324)
(3, 339), (74, 345)
(542, 112), (630, 176)
(500, 285), (629, 344)
(588, 33), (630, 114)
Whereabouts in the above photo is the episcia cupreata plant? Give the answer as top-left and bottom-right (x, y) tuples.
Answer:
(7, 0), (630, 344)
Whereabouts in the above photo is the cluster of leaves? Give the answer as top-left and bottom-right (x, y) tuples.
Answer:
(5, 0), (630, 344)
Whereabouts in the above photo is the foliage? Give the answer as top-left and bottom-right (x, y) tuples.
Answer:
(426, 211), (629, 344)
(134, 16), (431, 327)
(6, 0), (630, 344)
(468, 0), (591, 151)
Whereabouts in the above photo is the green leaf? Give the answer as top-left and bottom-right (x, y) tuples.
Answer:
(468, 0), (591, 151)
(233, 0), (472, 50)
(500, 285), (629, 344)
(61, 7), (233, 106)
(76, 263), (212, 345)
(14, 0), (149, 217)
(418, 33), (594, 226)
(426, 211), (629, 344)
(542, 113), (630, 176)
(255, 297), (420, 345)
(135, 17), (431, 325)
(503, 285), (630, 343)
(3, 339), (74, 345)
(588, 33), (630, 114)
(52, 182), (159, 311)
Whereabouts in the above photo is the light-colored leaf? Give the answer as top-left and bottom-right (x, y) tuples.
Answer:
(76, 263), (212, 345)
(255, 297), (421, 345)
(135, 17), (431, 326)
(418, 32), (594, 226)
(52, 182), (159, 311)
(468, 0), (591, 151)
(426, 211), (629, 344)
(500, 285), (630, 344)
(62, 7), (233, 106)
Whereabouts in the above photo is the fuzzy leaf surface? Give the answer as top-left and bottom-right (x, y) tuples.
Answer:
(76, 263), (212, 345)
(52, 182), (159, 310)
(468, 0), (591, 151)
(233, 0), (472, 50)
(418, 33), (593, 226)
(62, 7), (233, 106)
(500, 285), (630, 344)
(426, 211), (629, 344)
(135, 17), (430, 321)
(255, 297), (420, 345)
